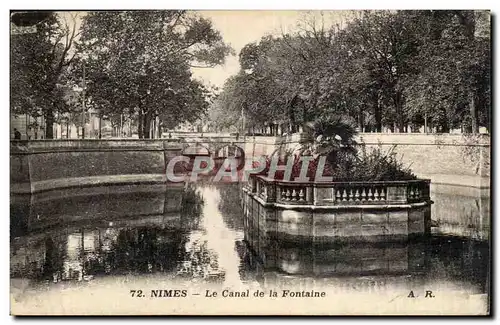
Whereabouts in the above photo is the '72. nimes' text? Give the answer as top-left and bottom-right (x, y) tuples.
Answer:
(129, 289), (326, 298)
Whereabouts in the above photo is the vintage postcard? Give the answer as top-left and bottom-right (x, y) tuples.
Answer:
(9, 9), (491, 316)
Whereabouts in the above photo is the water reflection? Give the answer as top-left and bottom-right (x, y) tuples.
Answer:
(431, 186), (490, 241)
(10, 182), (490, 302)
(11, 184), (200, 282)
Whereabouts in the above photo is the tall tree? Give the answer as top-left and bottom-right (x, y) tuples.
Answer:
(207, 78), (242, 133)
(404, 10), (490, 133)
(343, 11), (422, 132)
(10, 12), (81, 139)
(217, 10), (491, 135)
(78, 11), (233, 138)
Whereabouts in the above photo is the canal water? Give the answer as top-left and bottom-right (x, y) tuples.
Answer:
(10, 182), (490, 315)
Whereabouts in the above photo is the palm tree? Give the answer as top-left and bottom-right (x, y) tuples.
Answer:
(263, 116), (358, 181)
(300, 116), (358, 166)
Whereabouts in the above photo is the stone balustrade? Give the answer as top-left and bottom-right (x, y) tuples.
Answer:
(246, 175), (431, 207)
(242, 174), (433, 242)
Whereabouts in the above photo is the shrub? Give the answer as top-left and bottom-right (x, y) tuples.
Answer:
(253, 145), (416, 182)
(251, 115), (416, 182)
(348, 145), (417, 181)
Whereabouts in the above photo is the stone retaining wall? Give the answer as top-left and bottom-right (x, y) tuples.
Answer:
(358, 133), (490, 179)
(10, 133), (490, 193)
(10, 140), (182, 194)
(275, 133), (490, 189)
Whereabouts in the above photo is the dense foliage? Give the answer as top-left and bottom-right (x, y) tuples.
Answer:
(214, 10), (490, 134)
(11, 11), (233, 139)
(252, 115), (416, 182)
(11, 12), (80, 138)
(254, 147), (416, 182)
(11, 10), (490, 139)
(77, 11), (233, 138)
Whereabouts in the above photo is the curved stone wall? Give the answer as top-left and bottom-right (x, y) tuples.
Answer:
(273, 133), (490, 189)
(243, 194), (431, 244)
(242, 176), (432, 243)
(11, 133), (490, 193)
(10, 140), (183, 194)
(11, 183), (185, 235)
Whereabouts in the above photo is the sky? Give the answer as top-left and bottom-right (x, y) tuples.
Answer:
(191, 10), (352, 87)
(46, 10), (352, 88)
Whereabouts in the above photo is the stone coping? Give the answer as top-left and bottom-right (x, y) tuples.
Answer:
(242, 186), (432, 211)
(11, 132), (490, 146)
(11, 183), (177, 203)
(11, 174), (168, 194)
(247, 174), (432, 207)
(254, 175), (432, 186)
(358, 133), (490, 146)
(10, 140), (183, 153)
(422, 174), (490, 189)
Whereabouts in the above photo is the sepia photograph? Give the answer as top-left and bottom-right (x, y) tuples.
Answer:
(9, 9), (491, 316)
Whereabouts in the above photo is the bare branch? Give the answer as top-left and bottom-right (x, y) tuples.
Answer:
(189, 63), (217, 68)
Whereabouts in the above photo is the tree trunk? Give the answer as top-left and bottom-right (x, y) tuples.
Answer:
(358, 108), (364, 132)
(457, 11), (480, 134)
(288, 95), (297, 134)
(396, 109), (404, 133)
(393, 91), (405, 133)
(372, 93), (382, 132)
(98, 116), (102, 139)
(45, 109), (54, 139)
(469, 90), (478, 133)
(289, 115), (296, 133)
(476, 80), (488, 132)
(302, 106), (308, 132)
(138, 111), (144, 139)
(142, 114), (152, 139)
(440, 118), (450, 133)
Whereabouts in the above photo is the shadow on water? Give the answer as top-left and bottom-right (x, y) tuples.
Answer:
(10, 182), (490, 299)
(430, 187), (490, 241)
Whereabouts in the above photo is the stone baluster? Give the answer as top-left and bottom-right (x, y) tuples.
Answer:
(291, 189), (297, 201)
(342, 189), (348, 202)
(361, 188), (367, 201)
(380, 188), (386, 201)
(335, 189), (341, 202)
(367, 188), (373, 201)
(349, 189), (354, 202)
(354, 189), (360, 201)
(373, 188), (379, 201)
(298, 188), (305, 201)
